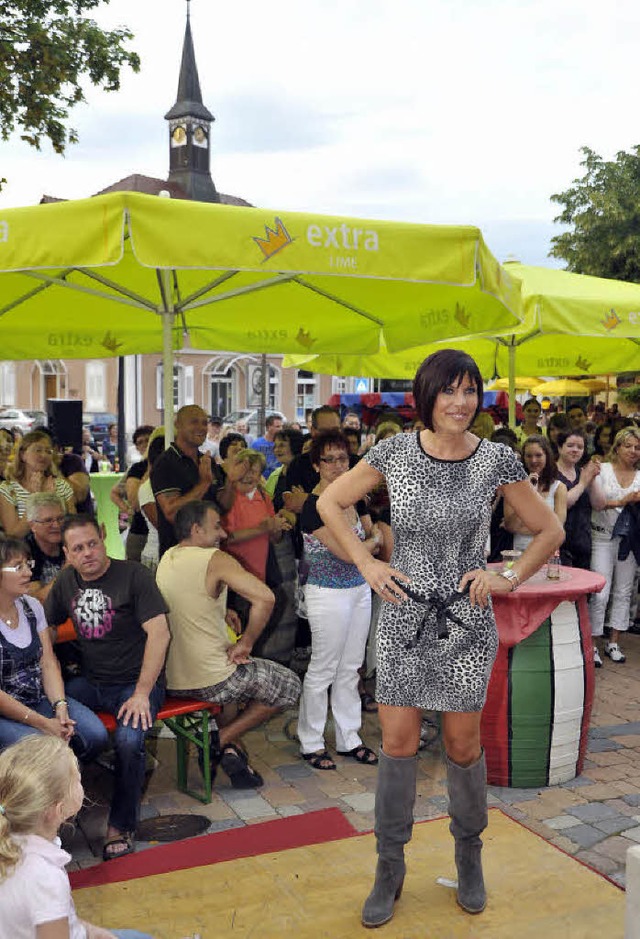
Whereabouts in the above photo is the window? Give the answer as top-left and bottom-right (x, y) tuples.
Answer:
(332, 376), (348, 396)
(210, 376), (233, 418)
(296, 370), (317, 422)
(155, 363), (194, 411)
(85, 362), (105, 411)
(0, 363), (16, 406)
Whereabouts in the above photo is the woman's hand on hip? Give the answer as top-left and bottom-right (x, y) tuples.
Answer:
(360, 558), (410, 604)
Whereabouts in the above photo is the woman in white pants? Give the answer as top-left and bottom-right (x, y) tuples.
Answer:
(589, 427), (640, 666)
(297, 429), (382, 770)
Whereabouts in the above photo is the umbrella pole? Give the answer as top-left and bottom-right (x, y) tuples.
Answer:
(161, 271), (176, 446)
(508, 344), (516, 429)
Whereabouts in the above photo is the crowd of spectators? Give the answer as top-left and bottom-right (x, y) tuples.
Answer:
(0, 391), (638, 869)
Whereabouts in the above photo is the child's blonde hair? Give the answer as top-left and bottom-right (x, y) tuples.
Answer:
(0, 736), (77, 881)
(236, 448), (266, 472)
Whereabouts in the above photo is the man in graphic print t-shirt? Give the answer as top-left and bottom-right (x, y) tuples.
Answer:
(45, 514), (170, 862)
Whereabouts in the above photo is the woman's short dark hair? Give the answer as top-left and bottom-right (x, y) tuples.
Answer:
(219, 433), (246, 460)
(133, 424), (154, 445)
(0, 537), (30, 569)
(522, 434), (557, 491)
(274, 428), (304, 457)
(309, 429), (349, 467)
(412, 349), (483, 432)
(522, 398), (541, 412)
(556, 428), (587, 451)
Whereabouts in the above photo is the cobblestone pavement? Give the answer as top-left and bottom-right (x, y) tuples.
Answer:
(66, 634), (640, 891)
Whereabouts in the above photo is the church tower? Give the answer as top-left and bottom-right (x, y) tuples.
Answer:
(164, 2), (219, 203)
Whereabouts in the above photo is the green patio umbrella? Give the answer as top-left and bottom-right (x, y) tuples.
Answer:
(0, 191), (524, 439)
(284, 262), (640, 427)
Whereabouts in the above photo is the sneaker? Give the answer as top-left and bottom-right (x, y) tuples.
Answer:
(605, 642), (626, 664)
(593, 646), (603, 668)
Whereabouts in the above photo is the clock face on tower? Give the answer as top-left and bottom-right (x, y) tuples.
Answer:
(193, 125), (208, 148)
(171, 125), (187, 147)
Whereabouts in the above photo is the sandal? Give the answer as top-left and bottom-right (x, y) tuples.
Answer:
(360, 692), (378, 713)
(302, 749), (337, 771)
(337, 745), (379, 765)
(219, 743), (264, 789)
(102, 833), (134, 862)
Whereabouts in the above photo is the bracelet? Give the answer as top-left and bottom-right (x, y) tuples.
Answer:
(498, 569), (520, 591)
(52, 699), (68, 711)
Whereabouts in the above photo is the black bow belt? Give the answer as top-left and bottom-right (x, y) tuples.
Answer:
(395, 580), (469, 648)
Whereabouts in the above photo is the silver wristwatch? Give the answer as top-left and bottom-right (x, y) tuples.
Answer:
(498, 568), (520, 591)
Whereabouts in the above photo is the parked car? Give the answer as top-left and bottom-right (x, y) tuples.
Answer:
(223, 409), (287, 438)
(0, 408), (47, 434)
(83, 411), (118, 447)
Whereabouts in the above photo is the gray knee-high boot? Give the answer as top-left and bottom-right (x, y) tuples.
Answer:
(361, 749), (417, 928)
(446, 750), (488, 914)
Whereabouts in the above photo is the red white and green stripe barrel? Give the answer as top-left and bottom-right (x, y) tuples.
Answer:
(481, 597), (594, 788)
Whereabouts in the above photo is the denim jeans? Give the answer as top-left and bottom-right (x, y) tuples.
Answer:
(65, 676), (165, 833)
(298, 582), (371, 754)
(0, 696), (108, 760)
(589, 536), (638, 637)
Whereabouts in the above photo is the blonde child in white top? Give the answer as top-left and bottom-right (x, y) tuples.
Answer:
(0, 735), (154, 939)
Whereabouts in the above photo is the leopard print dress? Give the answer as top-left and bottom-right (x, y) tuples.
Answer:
(364, 432), (526, 711)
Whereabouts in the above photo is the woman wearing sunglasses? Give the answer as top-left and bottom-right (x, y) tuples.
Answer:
(297, 430), (382, 771)
(0, 537), (107, 756)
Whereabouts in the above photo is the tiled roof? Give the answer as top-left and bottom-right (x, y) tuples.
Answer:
(40, 174), (253, 207)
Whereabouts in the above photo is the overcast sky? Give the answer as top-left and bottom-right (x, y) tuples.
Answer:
(2, 0), (639, 267)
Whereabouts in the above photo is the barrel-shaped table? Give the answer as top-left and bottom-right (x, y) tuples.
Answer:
(481, 567), (605, 788)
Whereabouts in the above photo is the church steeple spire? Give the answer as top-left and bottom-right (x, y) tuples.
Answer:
(165, 1), (219, 202)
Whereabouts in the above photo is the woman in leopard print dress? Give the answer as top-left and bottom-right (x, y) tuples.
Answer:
(318, 349), (563, 927)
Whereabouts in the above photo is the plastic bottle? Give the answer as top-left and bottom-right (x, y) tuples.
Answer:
(547, 549), (561, 580)
(113, 456), (120, 473)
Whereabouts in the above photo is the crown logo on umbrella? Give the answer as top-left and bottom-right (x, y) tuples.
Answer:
(296, 327), (316, 349)
(454, 303), (470, 328)
(601, 309), (621, 331)
(253, 218), (293, 261)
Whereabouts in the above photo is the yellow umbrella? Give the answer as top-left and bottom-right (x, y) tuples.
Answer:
(578, 378), (612, 393)
(532, 379), (590, 397)
(487, 376), (541, 392)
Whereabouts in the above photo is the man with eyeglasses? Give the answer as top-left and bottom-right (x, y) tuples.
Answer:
(25, 492), (66, 602)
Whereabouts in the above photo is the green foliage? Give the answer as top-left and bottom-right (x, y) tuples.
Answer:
(617, 384), (640, 406)
(550, 146), (640, 282)
(0, 1), (140, 155)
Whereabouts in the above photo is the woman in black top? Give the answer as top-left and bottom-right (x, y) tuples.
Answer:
(555, 429), (600, 569)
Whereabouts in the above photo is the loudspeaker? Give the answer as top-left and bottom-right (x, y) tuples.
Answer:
(47, 399), (83, 452)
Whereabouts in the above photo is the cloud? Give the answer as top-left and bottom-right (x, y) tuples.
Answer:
(213, 93), (342, 154)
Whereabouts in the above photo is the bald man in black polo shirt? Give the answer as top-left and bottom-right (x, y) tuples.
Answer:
(151, 405), (246, 557)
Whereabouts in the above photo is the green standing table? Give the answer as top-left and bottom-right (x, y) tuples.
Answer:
(90, 472), (124, 560)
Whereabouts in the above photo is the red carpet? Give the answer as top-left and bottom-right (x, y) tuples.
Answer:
(69, 807), (359, 889)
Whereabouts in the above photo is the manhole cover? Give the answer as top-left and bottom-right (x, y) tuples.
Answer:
(136, 814), (210, 842)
